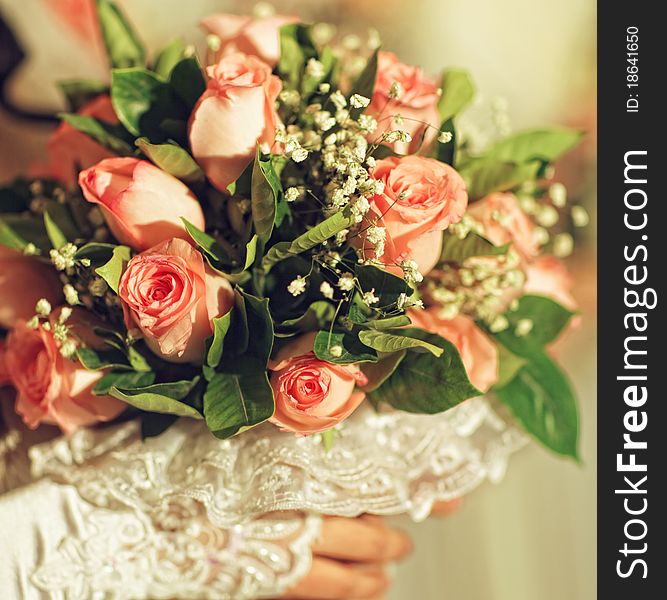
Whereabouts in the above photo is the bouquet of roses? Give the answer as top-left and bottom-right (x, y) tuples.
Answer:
(0, 1), (585, 458)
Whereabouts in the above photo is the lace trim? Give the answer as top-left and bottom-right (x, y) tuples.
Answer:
(30, 397), (526, 524)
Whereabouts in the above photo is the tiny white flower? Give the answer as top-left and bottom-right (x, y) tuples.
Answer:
(549, 182), (567, 207)
(291, 148), (309, 163)
(537, 205), (560, 228)
(329, 345), (343, 358)
(63, 284), (80, 305)
(388, 82), (402, 99)
(335, 229), (350, 245)
(553, 233), (574, 258)
(489, 315), (509, 333)
(400, 259), (423, 284)
(366, 156), (376, 169)
(287, 276), (307, 296)
(319, 82), (331, 94)
(366, 226), (386, 245)
(320, 282), (334, 299)
(306, 58), (325, 79)
(338, 273), (355, 291)
(59, 339), (78, 359)
(571, 205), (590, 227)
(515, 319), (534, 337)
(58, 306), (73, 324)
(350, 94), (370, 109)
(330, 90), (347, 110)
(437, 131), (453, 144)
(362, 288), (379, 305)
(35, 298), (52, 317)
(23, 243), (39, 256)
(206, 34), (221, 52)
(358, 114), (378, 133)
(285, 187), (300, 202)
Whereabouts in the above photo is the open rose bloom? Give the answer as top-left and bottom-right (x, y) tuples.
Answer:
(0, 2), (583, 460)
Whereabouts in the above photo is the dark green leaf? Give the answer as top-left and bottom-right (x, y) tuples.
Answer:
(239, 290), (274, 366)
(251, 149), (281, 242)
(440, 231), (509, 264)
(278, 301), (336, 335)
(95, 0), (145, 68)
(496, 351), (579, 458)
(136, 138), (203, 182)
(348, 48), (378, 119)
(436, 118), (456, 165)
(203, 365), (274, 438)
(58, 79), (108, 111)
(110, 378), (203, 418)
(360, 350), (406, 392)
(437, 68), (475, 122)
(355, 264), (412, 308)
(368, 330), (481, 413)
(95, 245), (131, 293)
(278, 24), (317, 89)
(74, 242), (116, 266)
(153, 38), (187, 79)
(207, 312), (232, 368)
(358, 329), (443, 356)
(59, 113), (133, 154)
(93, 370), (156, 395)
(169, 56), (207, 110)
(181, 218), (233, 265)
(495, 344), (526, 389)
(140, 413), (179, 438)
(0, 214), (49, 251)
(77, 346), (133, 371)
(313, 331), (378, 364)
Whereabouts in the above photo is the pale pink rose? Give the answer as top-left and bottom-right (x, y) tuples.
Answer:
(29, 95), (117, 189)
(409, 309), (498, 392)
(468, 193), (538, 259)
(0, 246), (62, 330)
(269, 333), (368, 435)
(4, 311), (125, 433)
(363, 155), (468, 276)
(525, 255), (577, 311)
(367, 51), (441, 154)
(118, 238), (234, 363)
(189, 52), (282, 192)
(79, 157), (206, 251)
(201, 13), (298, 66)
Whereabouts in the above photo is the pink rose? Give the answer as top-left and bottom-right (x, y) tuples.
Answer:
(0, 246), (62, 329)
(29, 95), (117, 189)
(3, 310), (125, 433)
(118, 238), (234, 363)
(409, 309), (498, 392)
(201, 13), (298, 66)
(363, 155), (468, 276)
(468, 193), (538, 260)
(367, 51), (441, 154)
(189, 53), (282, 192)
(79, 157), (206, 251)
(525, 256), (577, 311)
(269, 333), (368, 435)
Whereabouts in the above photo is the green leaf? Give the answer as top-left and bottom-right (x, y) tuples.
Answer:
(0, 214), (49, 251)
(355, 264), (412, 308)
(493, 295), (575, 355)
(95, 0), (145, 68)
(242, 235), (258, 271)
(239, 290), (274, 366)
(169, 56), (206, 110)
(367, 315), (411, 330)
(77, 346), (132, 371)
(495, 344), (526, 389)
(368, 331), (481, 413)
(358, 329), (444, 357)
(486, 128), (583, 164)
(140, 413), (179, 438)
(348, 48), (378, 119)
(136, 138), (203, 182)
(43, 209), (68, 249)
(207, 312), (232, 368)
(496, 351), (579, 458)
(93, 370), (156, 395)
(203, 365), (275, 439)
(302, 46), (337, 97)
(59, 113), (133, 154)
(181, 218), (232, 265)
(225, 290), (249, 356)
(278, 301), (336, 335)
(321, 428), (338, 452)
(440, 231), (509, 264)
(74, 242), (116, 266)
(110, 379), (203, 419)
(436, 118), (456, 165)
(313, 331), (378, 364)
(153, 38), (187, 79)
(360, 350), (407, 392)
(437, 68), (475, 123)
(95, 245), (131, 293)
(111, 68), (182, 140)
(278, 23), (317, 89)
(263, 210), (355, 271)
(459, 158), (540, 199)
(58, 79), (108, 111)
(251, 149), (281, 242)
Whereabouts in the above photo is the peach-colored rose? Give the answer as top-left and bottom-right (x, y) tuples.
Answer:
(4, 311), (125, 433)
(201, 13), (298, 66)
(118, 238), (234, 363)
(189, 53), (282, 192)
(363, 155), (468, 276)
(0, 246), (62, 329)
(30, 95), (117, 189)
(468, 193), (538, 260)
(269, 333), (368, 435)
(367, 51), (441, 154)
(409, 309), (498, 392)
(79, 157), (206, 251)
(525, 255), (577, 311)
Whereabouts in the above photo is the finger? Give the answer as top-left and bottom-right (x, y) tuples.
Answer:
(430, 498), (463, 517)
(313, 517), (413, 563)
(283, 557), (389, 599)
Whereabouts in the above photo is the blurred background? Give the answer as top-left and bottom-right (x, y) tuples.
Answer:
(0, 1), (596, 598)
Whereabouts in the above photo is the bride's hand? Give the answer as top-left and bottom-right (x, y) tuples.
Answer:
(282, 515), (413, 599)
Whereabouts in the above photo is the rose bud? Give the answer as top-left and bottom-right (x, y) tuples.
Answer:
(29, 95), (118, 189)
(201, 13), (298, 66)
(0, 246), (62, 330)
(409, 309), (498, 392)
(468, 193), (539, 260)
(79, 157), (206, 251)
(118, 238), (234, 364)
(3, 308), (125, 433)
(189, 52), (282, 192)
(361, 155), (468, 276)
(269, 333), (368, 435)
(367, 51), (441, 154)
